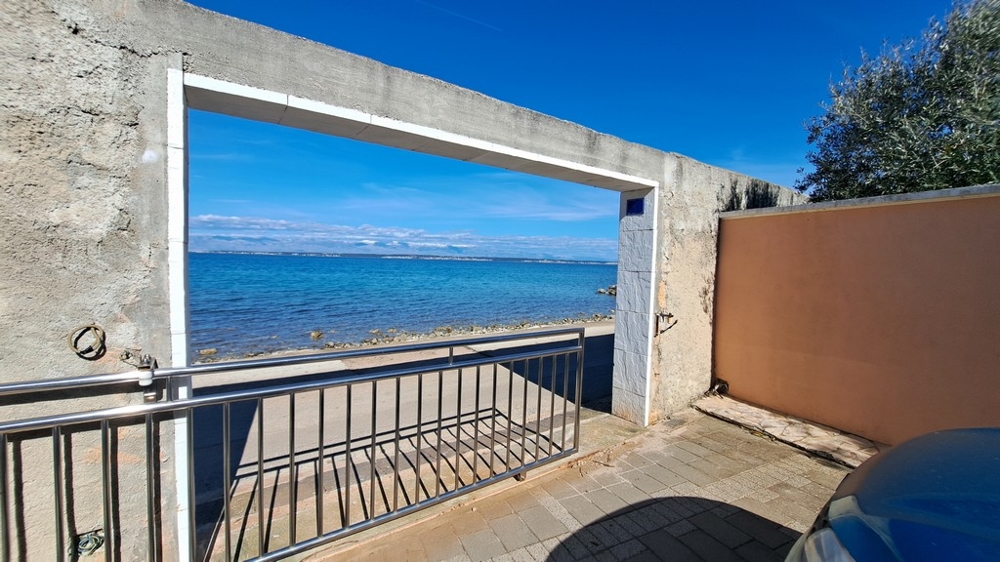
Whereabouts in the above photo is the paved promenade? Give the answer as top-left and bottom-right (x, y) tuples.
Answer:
(311, 409), (850, 561)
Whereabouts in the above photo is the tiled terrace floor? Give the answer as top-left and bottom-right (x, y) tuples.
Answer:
(311, 409), (851, 561)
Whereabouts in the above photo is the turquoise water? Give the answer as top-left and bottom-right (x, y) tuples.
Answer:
(189, 252), (617, 358)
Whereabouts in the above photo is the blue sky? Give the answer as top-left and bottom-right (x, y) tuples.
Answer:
(187, 0), (953, 261)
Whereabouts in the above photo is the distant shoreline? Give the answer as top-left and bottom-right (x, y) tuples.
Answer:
(190, 250), (617, 266)
(195, 314), (615, 364)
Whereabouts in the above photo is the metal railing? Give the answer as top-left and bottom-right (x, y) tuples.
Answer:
(0, 328), (585, 561)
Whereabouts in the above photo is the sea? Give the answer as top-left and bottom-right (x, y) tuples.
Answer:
(189, 252), (618, 358)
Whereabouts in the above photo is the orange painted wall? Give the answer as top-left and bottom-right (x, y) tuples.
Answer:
(713, 193), (1000, 445)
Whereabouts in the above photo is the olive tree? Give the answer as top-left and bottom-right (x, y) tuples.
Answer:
(796, 0), (1000, 201)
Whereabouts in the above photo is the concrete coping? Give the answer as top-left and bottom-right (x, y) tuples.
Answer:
(692, 394), (888, 468)
(721, 183), (1000, 220)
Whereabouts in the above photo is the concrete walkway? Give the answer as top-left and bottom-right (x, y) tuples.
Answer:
(309, 409), (851, 561)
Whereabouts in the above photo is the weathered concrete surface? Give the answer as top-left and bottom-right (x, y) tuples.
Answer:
(1, 2), (179, 559)
(650, 159), (807, 421)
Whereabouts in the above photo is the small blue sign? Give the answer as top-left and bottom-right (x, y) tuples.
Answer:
(626, 198), (644, 216)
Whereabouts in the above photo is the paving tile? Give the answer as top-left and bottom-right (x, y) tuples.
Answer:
(608, 538), (647, 561)
(620, 550), (661, 562)
(623, 468), (671, 495)
(638, 529), (702, 562)
(667, 463), (717, 487)
(688, 457), (739, 480)
(665, 519), (697, 537)
(505, 490), (541, 512)
(689, 435), (730, 454)
(560, 533), (596, 559)
(489, 512), (536, 551)
(594, 550), (617, 562)
(724, 510), (796, 549)
(508, 546), (534, 562)
(677, 529), (744, 562)
(649, 502), (685, 525)
(662, 444), (702, 464)
(535, 489), (584, 533)
(571, 474), (606, 494)
(689, 511), (752, 549)
(607, 481), (649, 506)
(451, 509), (490, 535)
(622, 452), (657, 470)
(518, 505), (569, 540)
(540, 475), (579, 500)
(640, 450), (686, 471)
(774, 538), (796, 558)
(560, 494), (606, 526)
(475, 497), (514, 520)
(461, 528), (506, 562)
(592, 469), (624, 487)
(642, 463), (687, 489)
(736, 540), (786, 562)
(620, 508), (662, 535)
(419, 522), (467, 561)
(585, 521), (621, 550)
(587, 487), (630, 515)
(525, 542), (549, 560)
(674, 440), (714, 458)
(595, 517), (638, 543)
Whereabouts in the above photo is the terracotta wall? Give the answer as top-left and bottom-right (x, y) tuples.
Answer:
(713, 187), (1000, 445)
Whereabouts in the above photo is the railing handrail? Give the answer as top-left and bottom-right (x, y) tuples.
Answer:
(0, 327), (585, 398)
(0, 341), (583, 435)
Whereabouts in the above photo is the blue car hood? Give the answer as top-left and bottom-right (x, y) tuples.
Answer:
(828, 428), (1000, 561)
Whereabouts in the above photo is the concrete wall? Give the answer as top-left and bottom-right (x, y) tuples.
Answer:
(1, 1), (179, 558)
(650, 160), (805, 422)
(1, 0), (803, 557)
(714, 185), (1000, 445)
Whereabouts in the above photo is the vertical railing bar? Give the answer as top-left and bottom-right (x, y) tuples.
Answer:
(288, 393), (297, 545)
(392, 377), (402, 512)
(505, 362), (514, 472)
(186, 410), (196, 561)
(256, 398), (265, 557)
(316, 389), (325, 536)
(145, 414), (157, 562)
(520, 359), (529, 468)
(548, 354), (557, 457)
(534, 357), (543, 463)
(454, 368), (463, 491)
(489, 363), (498, 477)
(101, 419), (114, 562)
(434, 371), (444, 498)
(413, 373), (423, 504)
(574, 331), (585, 450)
(345, 385), (352, 527)
(368, 381), (377, 521)
(222, 403), (232, 562)
(51, 427), (64, 560)
(561, 352), (570, 453)
(0, 434), (10, 562)
(472, 366), (481, 482)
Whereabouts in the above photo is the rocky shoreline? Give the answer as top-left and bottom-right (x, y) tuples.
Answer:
(196, 314), (615, 364)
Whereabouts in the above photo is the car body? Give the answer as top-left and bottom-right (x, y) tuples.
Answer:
(786, 427), (1000, 561)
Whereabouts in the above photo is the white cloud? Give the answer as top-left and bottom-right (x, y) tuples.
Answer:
(189, 214), (617, 261)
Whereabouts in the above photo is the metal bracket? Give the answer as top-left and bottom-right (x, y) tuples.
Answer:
(655, 312), (677, 334)
(137, 354), (159, 403)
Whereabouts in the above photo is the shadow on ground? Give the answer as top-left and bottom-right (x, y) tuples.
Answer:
(548, 496), (800, 562)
